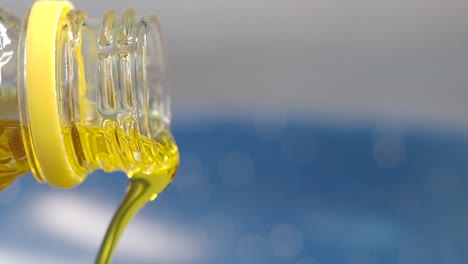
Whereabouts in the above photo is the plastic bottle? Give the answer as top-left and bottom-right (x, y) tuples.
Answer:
(1, 1), (179, 262)
(0, 0), (178, 190)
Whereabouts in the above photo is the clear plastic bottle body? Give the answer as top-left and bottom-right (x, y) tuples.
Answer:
(0, 4), (179, 262)
(0, 9), (27, 189)
(0, 6), (177, 189)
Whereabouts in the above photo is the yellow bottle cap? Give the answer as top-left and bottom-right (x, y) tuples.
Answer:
(25, 0), (80, 188)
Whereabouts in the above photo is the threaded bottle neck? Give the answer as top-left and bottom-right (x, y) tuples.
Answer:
(56, 9), (172, 176)
(17, 8), (174, 184)
(58, 9), (170, 135)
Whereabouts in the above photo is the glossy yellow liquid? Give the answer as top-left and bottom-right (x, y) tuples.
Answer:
(0, 121), (29, 190)
(63, 121), (179, 264)
(0, 119), (179, 264)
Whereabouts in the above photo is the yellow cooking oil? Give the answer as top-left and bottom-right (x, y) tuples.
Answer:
(0, 121), (29, 190)
(63, 121), (179, 264)
(0, 118), (179, 263)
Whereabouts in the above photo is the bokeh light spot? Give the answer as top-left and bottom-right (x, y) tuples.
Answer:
(201, 212), (235, 255)
(175, 152), (212, 209)
(268, 223), (304, 258)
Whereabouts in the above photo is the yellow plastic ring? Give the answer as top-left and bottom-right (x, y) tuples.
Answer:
(25, 0), (79, 188)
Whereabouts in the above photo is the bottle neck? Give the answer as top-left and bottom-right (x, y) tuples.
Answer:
(61, 9), (172, 178)
(58, 9), (171, 137)
(18, 8), (173, 186)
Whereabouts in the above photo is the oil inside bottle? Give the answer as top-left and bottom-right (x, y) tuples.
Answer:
(0, 121), (29, 190)
(65, 121), (179, 264)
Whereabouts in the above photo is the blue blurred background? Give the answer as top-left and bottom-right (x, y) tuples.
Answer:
(3, 0), (468, 263)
